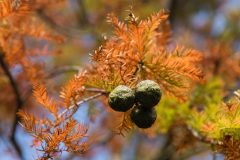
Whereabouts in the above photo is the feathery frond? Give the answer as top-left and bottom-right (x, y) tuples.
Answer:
(60, 71), (87, 107)
(33, 83), (58, 117)
(88, 10), (203, 101)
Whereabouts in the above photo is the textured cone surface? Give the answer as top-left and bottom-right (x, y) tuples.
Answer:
(135, 80), (162, 107)
(130, 106), (157, 128)
(108, 85), (135, 112)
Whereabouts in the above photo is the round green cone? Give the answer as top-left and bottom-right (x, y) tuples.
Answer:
(130, 105), (157, 128)
(108, 85), (135, 112)
(135, 80), (162, 107)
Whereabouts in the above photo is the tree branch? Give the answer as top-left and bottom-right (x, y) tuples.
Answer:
(0, 51), (24, 159)
(58, 91), (107, 119)
(187, 125), (223, 146)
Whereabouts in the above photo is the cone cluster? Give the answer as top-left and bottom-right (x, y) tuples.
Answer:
(108, 80), (162, 128)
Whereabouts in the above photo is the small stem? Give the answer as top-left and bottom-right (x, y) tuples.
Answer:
(187, 125), (223, 146)
(85, 88), (107, 93)
(58, 92), (105, 119)
(234, 90), (240, 99)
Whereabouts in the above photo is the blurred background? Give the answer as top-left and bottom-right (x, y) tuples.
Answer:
(1, 0), (240, 159)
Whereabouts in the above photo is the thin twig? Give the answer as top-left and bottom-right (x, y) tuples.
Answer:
(187, 125), (223, 146)
(85, 88), (107, 93)
(234, 90), (240, 99)
(58, 92), (106, 119)
(52, 89), (108, 129)
(0, 52), (24, 159)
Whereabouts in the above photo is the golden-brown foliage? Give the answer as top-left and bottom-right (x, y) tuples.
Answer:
(0, 0), (64, 84)
(87, 11), (203, 101)
(18, 10), (204, 158)
(33, 83), (58, 117)
(0, 2), (65, 142)
(115, 109), (133, 136)
(0, 6), (67, 157)
(18, 83), (89, 159)
(60, 71), (87, 107)
(65, 10), (203, 135)
(217, 136), (240, 160)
